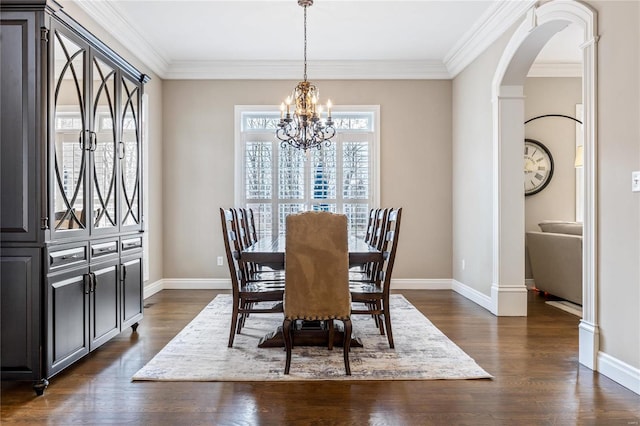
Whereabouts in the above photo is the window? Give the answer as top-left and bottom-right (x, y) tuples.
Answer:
(235, 106), (380, 240)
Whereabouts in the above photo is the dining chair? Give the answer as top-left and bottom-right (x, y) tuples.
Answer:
(244, 208), (258, 245)
(220, 208), (285, 347)
(371, 208), (390, 250)
(235, 207), (285, 277)
(364, 208), (379, 245)
(232, 208), (252, 250)
(349, 207), (381, 274)
(351, 208), (391, 280)
(350, 207), (402, 348)
(283, 211), (353, 375)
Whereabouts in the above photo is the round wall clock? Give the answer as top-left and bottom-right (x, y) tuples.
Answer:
(524, 138), (554, 196)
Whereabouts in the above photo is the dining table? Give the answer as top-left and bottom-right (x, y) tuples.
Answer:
(240, 234), (383, 270)
(239, 235), (383, 348)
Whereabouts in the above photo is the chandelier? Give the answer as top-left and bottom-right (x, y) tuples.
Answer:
(276, 0), (335, 151)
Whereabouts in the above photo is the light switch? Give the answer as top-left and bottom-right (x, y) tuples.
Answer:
(633, 171), (640, 192)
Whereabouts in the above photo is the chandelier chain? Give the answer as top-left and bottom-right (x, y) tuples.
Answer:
(303, 5), (308, 82)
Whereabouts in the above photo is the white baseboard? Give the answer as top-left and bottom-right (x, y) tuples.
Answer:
(451, 279), (493, 312)
(144, 277), (451, 298)
(163, 278), (232, 290)
(579, 320), (599, 370)
(525, 278), (535, 289)
(143, 279), (164, 299)
(143, 278), (231, 299)
(598, 351), (640, 395)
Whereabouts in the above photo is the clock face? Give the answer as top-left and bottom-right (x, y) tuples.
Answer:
(524, 139), (554, 196)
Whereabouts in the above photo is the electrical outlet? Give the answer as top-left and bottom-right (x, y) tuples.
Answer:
(632, 171), (640, 192)
(217, 256), (224, 266)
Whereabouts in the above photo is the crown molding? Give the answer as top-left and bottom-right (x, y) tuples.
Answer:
(527, 62), (582, 77)
(164, 59), (450, 80)
(73, 0), (539, 81)
(73, 0), (169, 78)
(444, 0), (537, 78)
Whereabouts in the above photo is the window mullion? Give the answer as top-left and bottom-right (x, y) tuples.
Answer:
(272, 139), (278, 239)
(336, 134), (344, 213)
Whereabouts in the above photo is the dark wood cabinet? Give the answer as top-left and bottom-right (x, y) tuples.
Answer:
(47, 264), (90, 377)
(89, 259), (120, 350)
(121, 250), (143, 330)
(1, 0), (149, 395)
(0, 248), (42, 384)
(0, 9), (42, 243)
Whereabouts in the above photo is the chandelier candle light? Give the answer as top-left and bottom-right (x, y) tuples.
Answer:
(277, 0), (335, 151)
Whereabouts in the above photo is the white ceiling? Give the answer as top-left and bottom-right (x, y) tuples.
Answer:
(70, 0), (582, 80)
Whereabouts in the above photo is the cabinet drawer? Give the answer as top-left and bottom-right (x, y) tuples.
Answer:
(48, 245), (87, 269)
(91, 240), (119, 261)
(121, 237), (142, 253)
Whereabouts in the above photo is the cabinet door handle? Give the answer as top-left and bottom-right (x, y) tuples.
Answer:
(121, 264), (127, 281)
(83, 273), (91, 294)
(118, 141), (125, 159)
(78, 130), (85, 150)
(122, 241), (141, 250)
(94, 246), (115, 254)
(91, 272), (97, 292)
(89, 131), (97, 152)
(59, 253), (83, 261)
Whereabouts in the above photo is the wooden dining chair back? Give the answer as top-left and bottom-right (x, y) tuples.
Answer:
(364, 208), (379, 245)
(232, 208), (252, 250)
(244, 208), (258, 245)
(350, 207), (402, 348)
(355, 208), (390, 279)
(372, 208), (390, 250)
(220, 208), (284, 347)
(283, 211), (353, 375)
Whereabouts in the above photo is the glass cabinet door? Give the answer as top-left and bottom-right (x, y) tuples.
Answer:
(52, 29), (88, 234)
(120, 76), (141, 230)
(90, 55), (118, 233)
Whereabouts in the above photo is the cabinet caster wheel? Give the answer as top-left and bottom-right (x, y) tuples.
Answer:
(131, 322), (139, 332)
(33, 379), (49, 396)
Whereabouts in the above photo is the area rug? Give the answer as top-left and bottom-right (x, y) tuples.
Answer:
(132, 294), (492, 381)
(546, 300), (582, 317)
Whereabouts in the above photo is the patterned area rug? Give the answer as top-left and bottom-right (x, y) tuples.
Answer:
(132, 294), (492, 381)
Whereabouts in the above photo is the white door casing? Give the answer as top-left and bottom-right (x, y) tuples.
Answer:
(491, 0), (599, 369)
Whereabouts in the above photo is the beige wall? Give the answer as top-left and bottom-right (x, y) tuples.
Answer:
(524, 77), (582, 278)
(59, 1), (165, 286)
(591, 0), (640, 371)
(452, 0), (640, 372)
(162, 80), (453, 280)
(451, 25), (515, 294)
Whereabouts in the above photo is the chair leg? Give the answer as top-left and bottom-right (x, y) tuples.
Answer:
(228, 304), (239, 347)
(383, 308), (394, 349)
(369, 302), (379, 327)
(283, 318), (293, 375)
(343, 319), (352, 376)
(327, 320), (334, 350)
(238, 301), (252, 332)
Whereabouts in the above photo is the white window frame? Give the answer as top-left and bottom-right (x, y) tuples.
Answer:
(234, 105), (380, 236)
(142, 93), (149, 282)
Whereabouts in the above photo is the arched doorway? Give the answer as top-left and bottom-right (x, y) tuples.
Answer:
(492, 0), (599, 369)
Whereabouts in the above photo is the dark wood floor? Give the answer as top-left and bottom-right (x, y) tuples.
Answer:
(2, 289), (639, 425)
